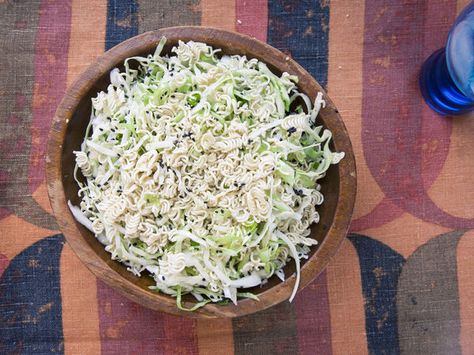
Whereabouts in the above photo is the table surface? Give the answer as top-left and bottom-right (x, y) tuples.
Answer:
(1, 0), (474, 354)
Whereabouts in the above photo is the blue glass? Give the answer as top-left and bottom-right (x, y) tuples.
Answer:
(420, 2), (474, 115)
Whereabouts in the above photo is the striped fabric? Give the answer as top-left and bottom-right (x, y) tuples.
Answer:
(1, 0), (473, 354)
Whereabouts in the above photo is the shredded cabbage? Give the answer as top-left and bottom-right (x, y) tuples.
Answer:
(70, 38), (344, 309)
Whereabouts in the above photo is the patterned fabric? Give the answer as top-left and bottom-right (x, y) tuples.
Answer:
(1, 0), (473, 354)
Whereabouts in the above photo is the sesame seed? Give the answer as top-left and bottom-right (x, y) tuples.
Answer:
(287, 127), (297, 135)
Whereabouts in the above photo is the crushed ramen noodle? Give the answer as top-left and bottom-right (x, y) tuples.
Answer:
(69, 38), (344, 310)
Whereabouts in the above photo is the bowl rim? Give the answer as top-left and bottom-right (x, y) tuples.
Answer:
(46, 26), (357, 318)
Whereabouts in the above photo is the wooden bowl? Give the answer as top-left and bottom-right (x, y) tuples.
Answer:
(46, 27), (356, 318)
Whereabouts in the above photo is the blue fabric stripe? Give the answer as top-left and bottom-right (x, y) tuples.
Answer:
(267, 0), (330, 88)
(105, 0), (139, 50)
(349, 234), (405, 355)
(0, 234), (65, 354)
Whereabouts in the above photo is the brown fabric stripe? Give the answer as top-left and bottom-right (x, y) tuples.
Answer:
(201, 0), (236, 31)
(456, 230), (474, 354)
(137, 0), (200, 33)
(0, 0), (57, 228)
(397, 230), (464, 354)
(197, 318), (234, 355)
(232, 302), (298, 354)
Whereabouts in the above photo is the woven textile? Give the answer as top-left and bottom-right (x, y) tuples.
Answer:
(1, 0), (474, 354)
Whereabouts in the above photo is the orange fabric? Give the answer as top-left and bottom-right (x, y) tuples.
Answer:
(0, 214), (57, 259)
(327, 240), (368, 355)
(200, 0), (236, 31)
(60, 244), (101, 355)
(66, 0), (107, 87)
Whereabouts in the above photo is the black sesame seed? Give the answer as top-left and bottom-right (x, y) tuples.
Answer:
(293, 188), (304, 196)
(287, 127), (297, 135)
(202, 278), (206, 282)
(124, 95), (129, 99)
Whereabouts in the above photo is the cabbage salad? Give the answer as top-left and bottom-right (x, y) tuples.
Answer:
(70, 38), (344, 310)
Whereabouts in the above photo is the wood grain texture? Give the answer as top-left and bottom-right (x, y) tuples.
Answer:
(46, 27), (356, 318)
